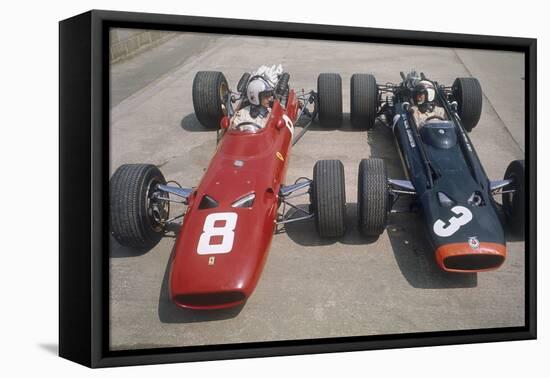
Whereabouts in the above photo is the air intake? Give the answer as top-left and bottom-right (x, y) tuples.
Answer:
(444, 254), (505, 271)
(232, 193), (255, 208)
(174, 291), (246, 307)
(198, 195), (219, 209)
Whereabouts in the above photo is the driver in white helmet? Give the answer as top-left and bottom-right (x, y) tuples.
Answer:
(230, 77), (274, 131)
(410, 80), (447, 126)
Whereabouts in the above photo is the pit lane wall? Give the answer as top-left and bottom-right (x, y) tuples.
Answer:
(110, 29), (177, 64)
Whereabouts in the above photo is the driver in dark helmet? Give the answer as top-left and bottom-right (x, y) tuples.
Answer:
(230, 77), (274, 131)
(410, 80), (447, 126)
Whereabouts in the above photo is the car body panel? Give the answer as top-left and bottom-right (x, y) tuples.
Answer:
(169, 92), (299, 309)
(390, 89), (506, 272)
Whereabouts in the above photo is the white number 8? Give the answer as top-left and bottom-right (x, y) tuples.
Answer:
(433, 206), (473, 237)
(197, 212), (238, 254)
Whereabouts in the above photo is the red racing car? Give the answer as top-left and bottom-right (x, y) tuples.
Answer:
(110, 67), (346, 309)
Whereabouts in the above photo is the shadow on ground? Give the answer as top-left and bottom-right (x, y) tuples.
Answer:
(386, 212), (477, 289)
(157, 248), (244, 324)
(109, 236), (152, 258)
(304, 113), (369, 132)
(180, 113), (213, 132)
(284, 202), (379, 246)
(38, 343), (58, 356)
(109, 222), (182, 258)
(180, 112), (369, 133)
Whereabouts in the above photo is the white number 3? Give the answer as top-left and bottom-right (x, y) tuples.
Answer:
(433, 206), (473, 237)
(197, 212), (238, 254)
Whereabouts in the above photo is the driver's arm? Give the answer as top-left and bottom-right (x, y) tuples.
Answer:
(435, 106), (447, 120)
(410, 106), (423, 125)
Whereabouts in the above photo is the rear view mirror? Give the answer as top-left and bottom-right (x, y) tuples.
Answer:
(220, 116), (230, 129)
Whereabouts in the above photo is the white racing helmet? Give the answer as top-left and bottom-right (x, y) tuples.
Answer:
(247, 78), (273, 106)
(413, 80), (436, 105)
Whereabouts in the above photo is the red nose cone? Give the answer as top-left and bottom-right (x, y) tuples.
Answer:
(435, 242), (506, 273)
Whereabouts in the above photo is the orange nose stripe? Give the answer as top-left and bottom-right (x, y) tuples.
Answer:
(435, 242), (507, 273)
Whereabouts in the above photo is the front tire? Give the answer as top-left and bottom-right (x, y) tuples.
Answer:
(192, 71), (229, 129)
(357, 158), (389, 237)
(503, 159), (525, 239)
(317, 73), (343, 127)
(452, 77), (482, 132)
(110, 164), (169, 249)
(312, 160), (346, 238)
(350, 73), (378, 130)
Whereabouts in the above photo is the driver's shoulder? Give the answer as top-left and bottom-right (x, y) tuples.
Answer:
(434, 105), (447, 115)
(232, 106), (251, 118)
(236, 105), (251, 113)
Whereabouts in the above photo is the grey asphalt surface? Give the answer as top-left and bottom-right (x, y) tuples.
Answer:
(109, 31), (525, 350)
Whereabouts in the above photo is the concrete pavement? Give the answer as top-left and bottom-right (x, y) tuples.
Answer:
(109, 31), (525, 350)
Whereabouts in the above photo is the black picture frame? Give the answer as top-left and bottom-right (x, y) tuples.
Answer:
(59, 9), (537, 368)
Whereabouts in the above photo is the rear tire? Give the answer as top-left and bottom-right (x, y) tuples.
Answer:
(452, 77), (482, 132)
(110, 164), (169, 249)
(503, 159), (525, 239)
(192, 71), (229, 129)
(236, 72), (251, 94)
(317, 73), (343, 127)
(357, 158), (389, 237)
(312, 160), (346, 238)
(350, 74), (378, 130)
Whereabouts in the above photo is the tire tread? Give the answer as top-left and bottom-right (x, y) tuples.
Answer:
(192, 71), (228, 129)
(313, 160), (346, 237)
(317, 73), (343, 127)
(350, 74), (378, 129)
(357, 158), (389, 236)
(110, 164), (166, 249)
(452, 77), (482, 132)
(503, 159), (525, 238)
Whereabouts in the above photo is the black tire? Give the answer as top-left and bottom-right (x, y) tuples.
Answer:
(312, 160), (346, 238)
(503, 159), (525, 239)
(236, 72), (251, 94)
(317, 73), (343, 127)
(275, 72), (290, 105)
(357, 158), (389, 237)
(350, 74), (378, 130)
(452, 77), (482, 132)
(192, 71), (229, 129)
(110, 164), (169, 249)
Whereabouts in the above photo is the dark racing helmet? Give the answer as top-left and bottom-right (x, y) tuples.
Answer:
(413, 80), (436, 112)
